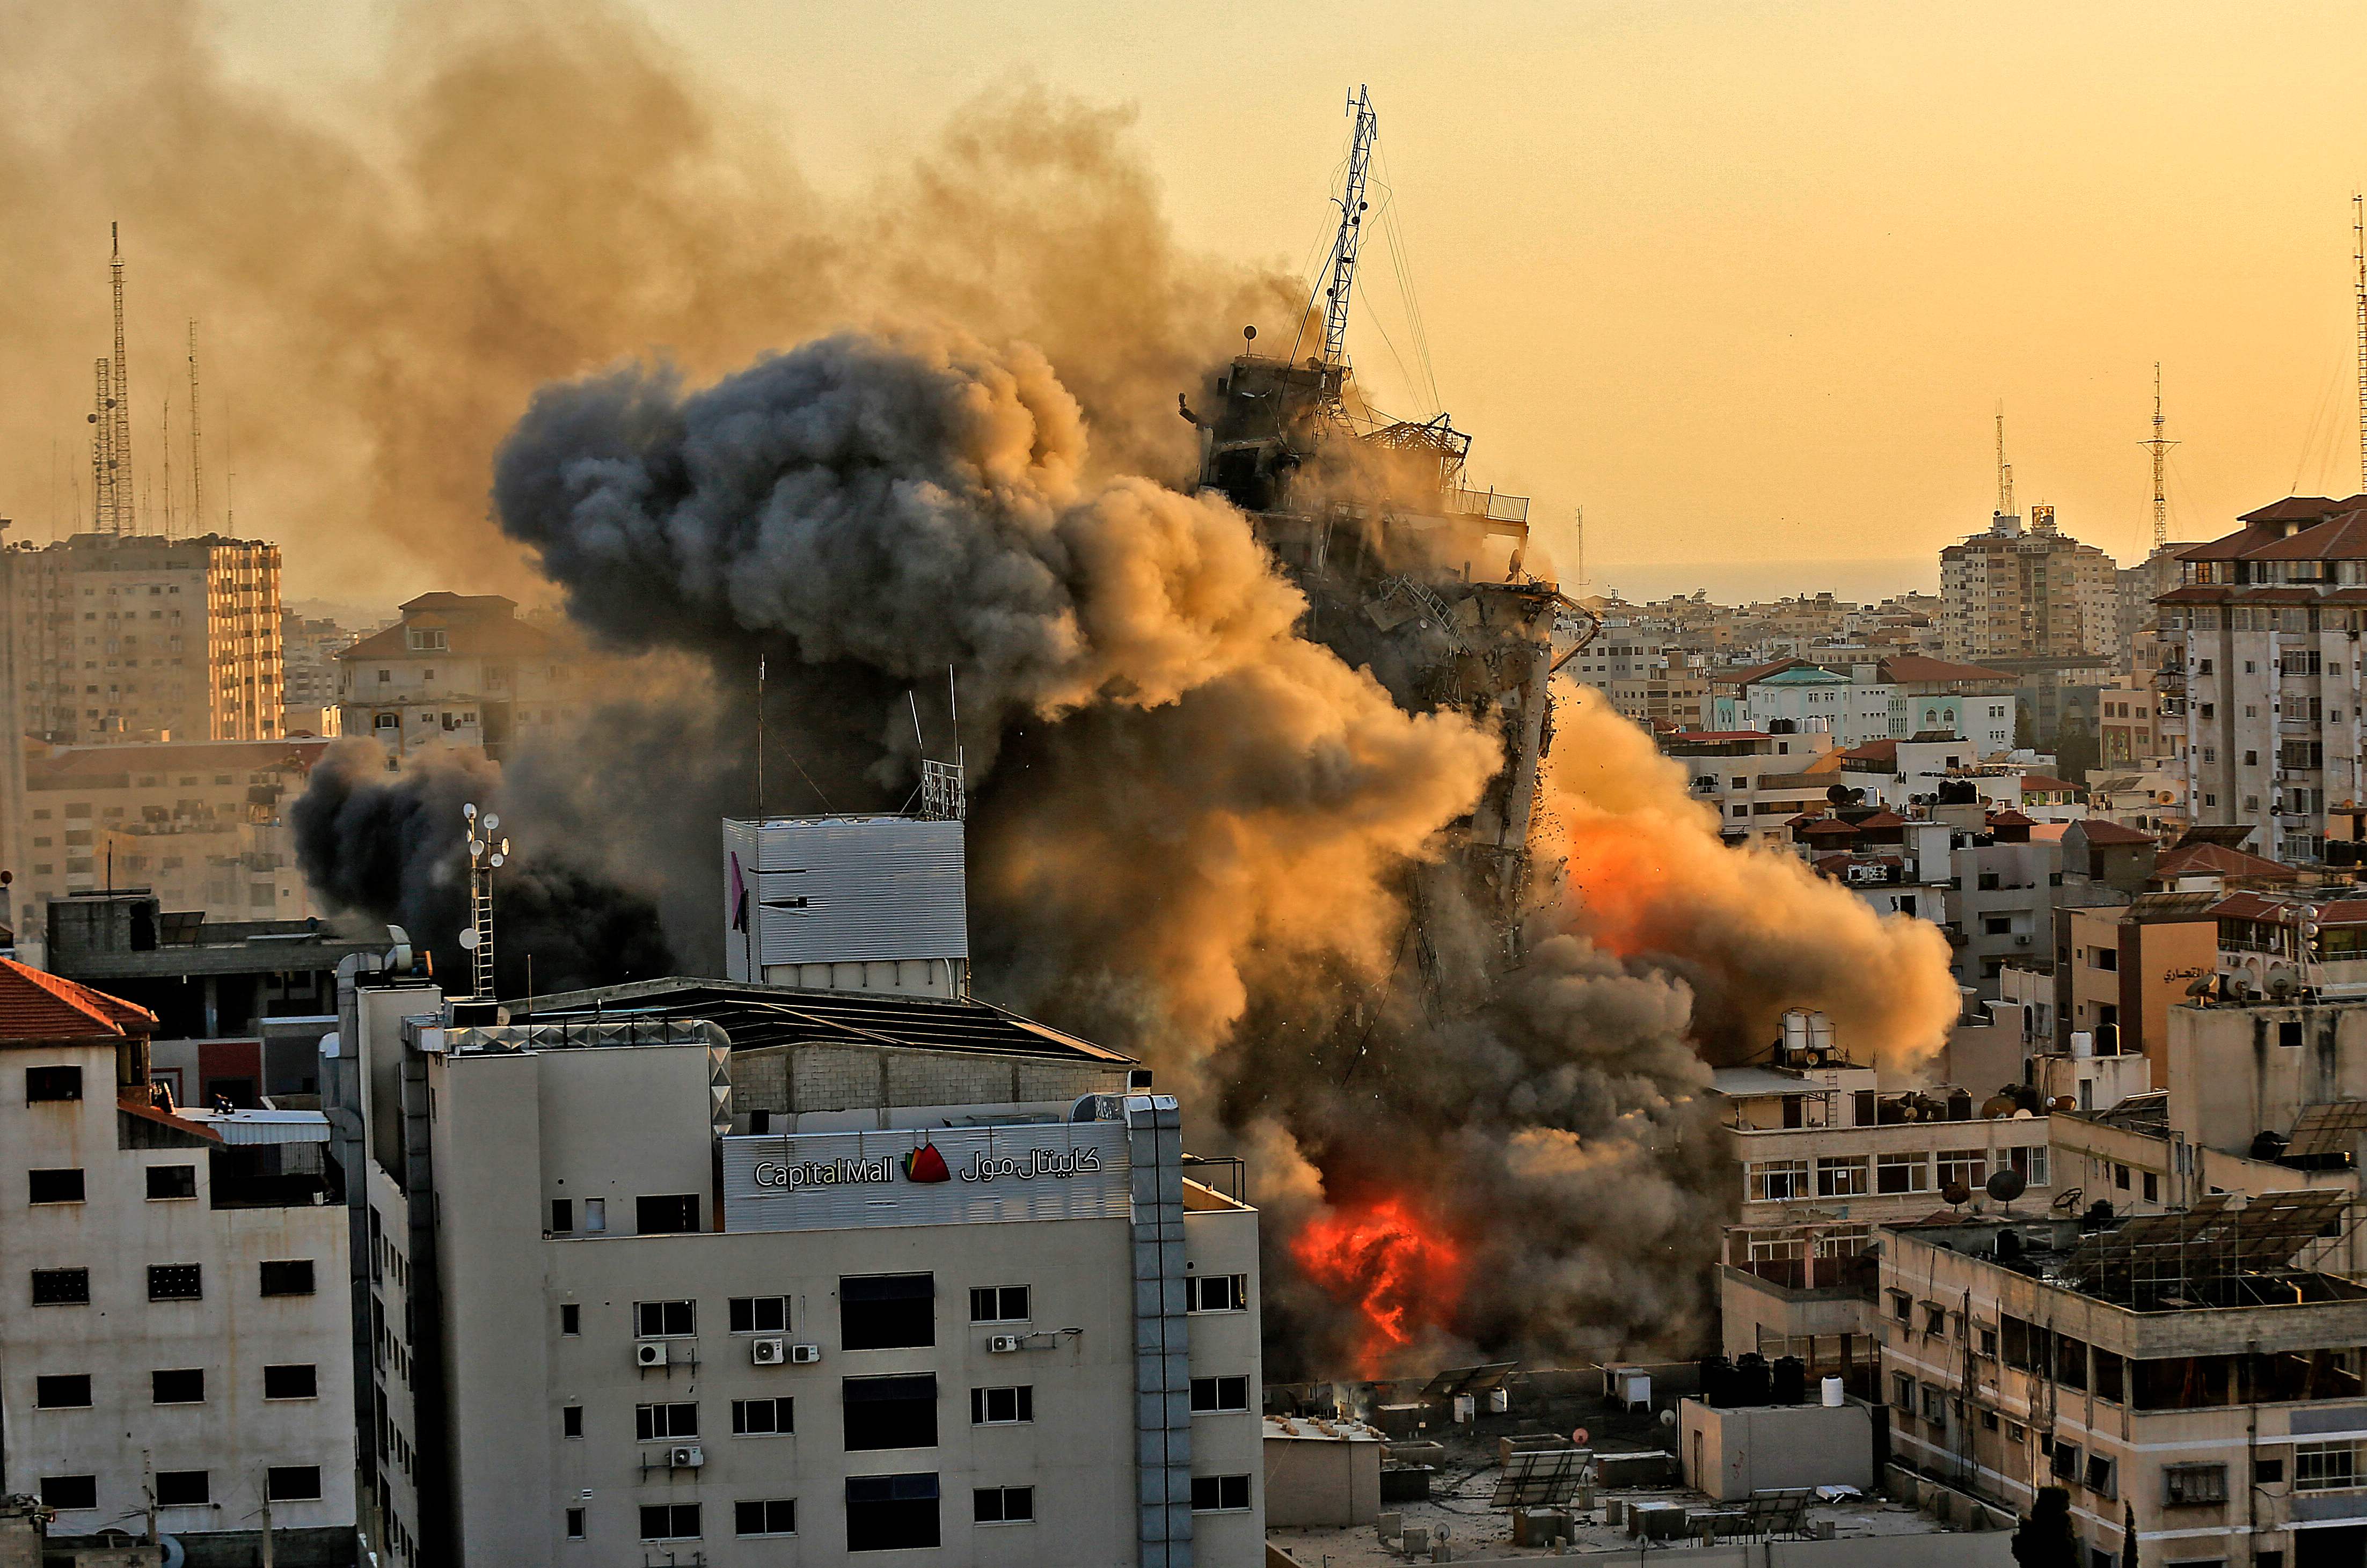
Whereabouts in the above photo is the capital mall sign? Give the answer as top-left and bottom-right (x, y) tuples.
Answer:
(751, 1143), (1104, 1189)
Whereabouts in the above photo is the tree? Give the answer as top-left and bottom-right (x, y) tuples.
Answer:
(2011, 1485), (2078, 1568)
(2054, 715), (2099, 788)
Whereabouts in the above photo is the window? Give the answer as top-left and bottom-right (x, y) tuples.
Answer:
(634, 1300), (696, 1338)
(1815, 1156), (1869, 1198)
(152, 1368), (205, 1404)
(733, 1396), (795, 1435)
(549, 1198), (572, 1233)
(562, 1406), (582, 1438)
(639, 1504), (702, 1541)
(2281, 1020), (2305, 1050)
(1979, 1325), (1998, 1358)
(969, 1285), (1029, 1323)
(845, 1473), (940, 1551)
(635, 1194), (699, 1234)
(1979, 1409), (1999, 1431)
(1887, 1289), (1912, 1324)
(28, 1168), (85, 1204)
(263, 1364), (318, 1400)
(561, 1303), (581, 1335)
(974, 1486), (1034, 1525)
(1890, 1372), (1916, 1410)
(2143, 1171), (2159, 1203)
(260, 1259), (315, 1297)
(2007, 1145), (2049, 1187)
(1190, 1376), (1251, 1413)
(1922, 1302), (1946, 1335)
(39, 1476), (96, 1512)
(2051, 1440), (2081, 1482)
(1877, 1153), (1929, 1193)
(148, 1264), (201, 1301)
(844, 1374), (938, 1450)
(2008, 1423), (2025, 1444)
(1748, 1160), (1809, 1200)
(2115, 1163), (2131, 1190)
(1190, 1475), (1252, 1513)
(25, 1065), (82, 1102)
(155, 1471), (209, 1507)
(2297, 1441), (2358, 1492)
(634, 1403), (699, 1441)
(730, 1295), (789, 1333)
(147, 1164), (196, 1200)
(844, 1274), (934, 1350)
(2084, 1454), (2116, 1498)
(1984, 915), (2012, 936)
(32, 1267), (89, 1306)
(35, 1373), (91, 1408)
(2256, 1456), (2285, 1485)
(1937, 1150), (1986, 1192)
(971, 1386), (1033, 1425)
(2163, 1463), (2229, 1505)
(736, 1499), (798, 1537)
(565, 1508), (586, 1540)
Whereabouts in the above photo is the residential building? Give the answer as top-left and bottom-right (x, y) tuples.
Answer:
(1715, 1011), (2052, 1394)
(1712, 656), (2018, 752)
(2096, 674), (2167, 769)
(1881, 1199), (2367, 1567)
(0, 957), (356, 1563)
(1950, 811), (2063, 999)
(281, 612), (358, 738)
(336, 593), (580, 761)
(1938, 505), (2122, 669)
(1663, 728), (1841, 848)
(20, 738), (331, 925)
(2054, 897), (2217, 1086)
(3, 531), (284, 746)
(2162, 494), (2367, 864)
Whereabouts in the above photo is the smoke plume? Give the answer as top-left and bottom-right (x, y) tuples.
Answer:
(33, 0), (1967, 1371)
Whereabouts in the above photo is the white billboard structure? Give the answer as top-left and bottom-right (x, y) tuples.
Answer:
(721, 815), (970, 998)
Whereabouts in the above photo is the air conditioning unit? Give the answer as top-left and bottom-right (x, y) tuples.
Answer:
(987, 1334), (1025, 1354)
(634, 1342), (667, 1368)
(2014, 935), (2032, 946)
(789, 1343), (823, 1365)
(668, 1446), (704, 1469)
(751, 1338), (786, 1366)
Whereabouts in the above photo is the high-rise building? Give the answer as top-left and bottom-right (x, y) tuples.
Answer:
(1938, 505), (2121, 670)
(2158, 494), (2367, 863)
(4, 532), (284, 746)
(281, 611), (359, 737)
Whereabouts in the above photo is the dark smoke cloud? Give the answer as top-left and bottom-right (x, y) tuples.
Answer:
(292, 738), (673, 994)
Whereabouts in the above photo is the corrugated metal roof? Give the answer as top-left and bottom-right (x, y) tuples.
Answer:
(728, 817), (970, 966)
(178, 1107), (331, 1145)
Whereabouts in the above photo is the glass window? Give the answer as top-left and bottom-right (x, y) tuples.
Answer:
(1748, 1161), (1809, 1201)
(638, 1504), (701, 1541)
(634, 1301), (695, 1338)
(1876, 1153), (1930, 1193)
(735, 1499), (797, 1537)
(1815, 1156), (1869, 1198)
(844, 1276), (934, 1350)
(968, 1286), (1030, 1323)
(1189, 1475), (1252, 1513)
(2297, 1441), (2359, 1492)
(974, 1486), (1034, 1525)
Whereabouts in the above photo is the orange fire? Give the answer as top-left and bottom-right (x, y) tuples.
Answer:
(1289, 1195), (1467, 1376)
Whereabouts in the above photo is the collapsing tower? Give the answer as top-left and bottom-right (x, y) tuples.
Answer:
(1181, 87), (1594, 950)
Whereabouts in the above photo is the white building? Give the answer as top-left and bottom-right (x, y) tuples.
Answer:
(335, 592), (580, 762)
(0, 957), (357, 1563)
(319, 809), (1267, 1566)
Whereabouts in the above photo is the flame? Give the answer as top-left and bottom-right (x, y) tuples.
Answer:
(1289, 1195), (1467, 1376)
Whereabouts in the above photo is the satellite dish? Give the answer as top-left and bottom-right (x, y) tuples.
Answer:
(484, 814), (500, 832)
(1981, 1095), (2018, 1119)
(1942, 1181), (1972, 1206)
(1571, 1427), (1589, 1447)
(1658, 1409), (1677, 1427)
(467, 838), (484, 856)
(1244, 324), (1257, 342)
(490, 854), (505, 868)
(2186, 976), (2215, 997)
(457, 928), (479, 950)
(1985, 1169), (2027, 1204)
(2050, 1186), (2084, 1213)
(464, 802), (478, 819)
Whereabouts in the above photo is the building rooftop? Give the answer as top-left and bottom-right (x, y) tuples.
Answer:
(1876, 654), (2017, 685)
(2152, 842), (2299, 883)
(27, 738), (331, 782)
(506, 978), (1138, 1065)
(0, 958), (155, 1043)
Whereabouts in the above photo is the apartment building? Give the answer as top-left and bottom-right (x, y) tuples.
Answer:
(2162, 494), (2367, 865)
(1713, 1012), (2053, 1390)
(324, 971), (1263, 1567)
(3, 531), (284, 746)
(336, 593), (579, 761)
(1939, 505), (2121, 669)
(0, 958), (356, 1563)
(2052, 898), (2216, 1088)
(1881, 1199), (2367, 1567)
(19, 738), (330, 923)
(1663, 727), (1840, 848)
(1563, 626), (1708, 728)
(281, 613), (357, 738)
(1714, 656), (2019, 751)
(1950, 811), (2064, 999)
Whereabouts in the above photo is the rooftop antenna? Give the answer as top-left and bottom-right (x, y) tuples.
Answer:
(1320, 86), (1378, 378)
(159, 390), (173, 540)
(87, 357), (114, 533)
(2141, 363), (2179, 552)
(1572, 505), (1588, 597)
(920, 667), (966, 821)
(108, 224), (133, 536)
(186, 320), (203, 537)
(754, 654), (766, 824)
(458, 802), (508, 998)
(1994, 404), (2015, 519)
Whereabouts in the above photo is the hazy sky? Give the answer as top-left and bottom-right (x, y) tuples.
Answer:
(48, 2), (2367, 599)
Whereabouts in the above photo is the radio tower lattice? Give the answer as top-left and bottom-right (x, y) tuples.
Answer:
(108, 224), (134, 536)
(186, 321), (203, 536)
(2142, 363), (2178, 551)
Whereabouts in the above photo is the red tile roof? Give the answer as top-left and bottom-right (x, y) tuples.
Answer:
(116, 1091), (221, 1144)
(2152, 842), (2299, 882)
(2073, 819), (2156, 845)
(1669, 730), (1773, 743)
(1854, 810), (1908, 829)
(0, 959), (156, 1042)
(1986, 809), (2037, 827)
(2245, 510), (2367, 560)
(1799, 817), (1860, 837)
(1719, 658), (1811, 686)
(2021, 775), (2080, 794)
(2237, 496), (2351, 524)
(1842, 739), (1898, 765)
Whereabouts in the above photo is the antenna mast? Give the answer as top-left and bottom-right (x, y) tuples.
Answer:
(1995, 405), (2015, 519)
(2354, 193), (2366, 494)
(108, 224), (133, 536)
(186, 321), (203, 536)
(89, 358), (114, 533)
(1320, 86), (1378, 374)
(160, 391), (173, 540)
(2142, 363), (2178, 551)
